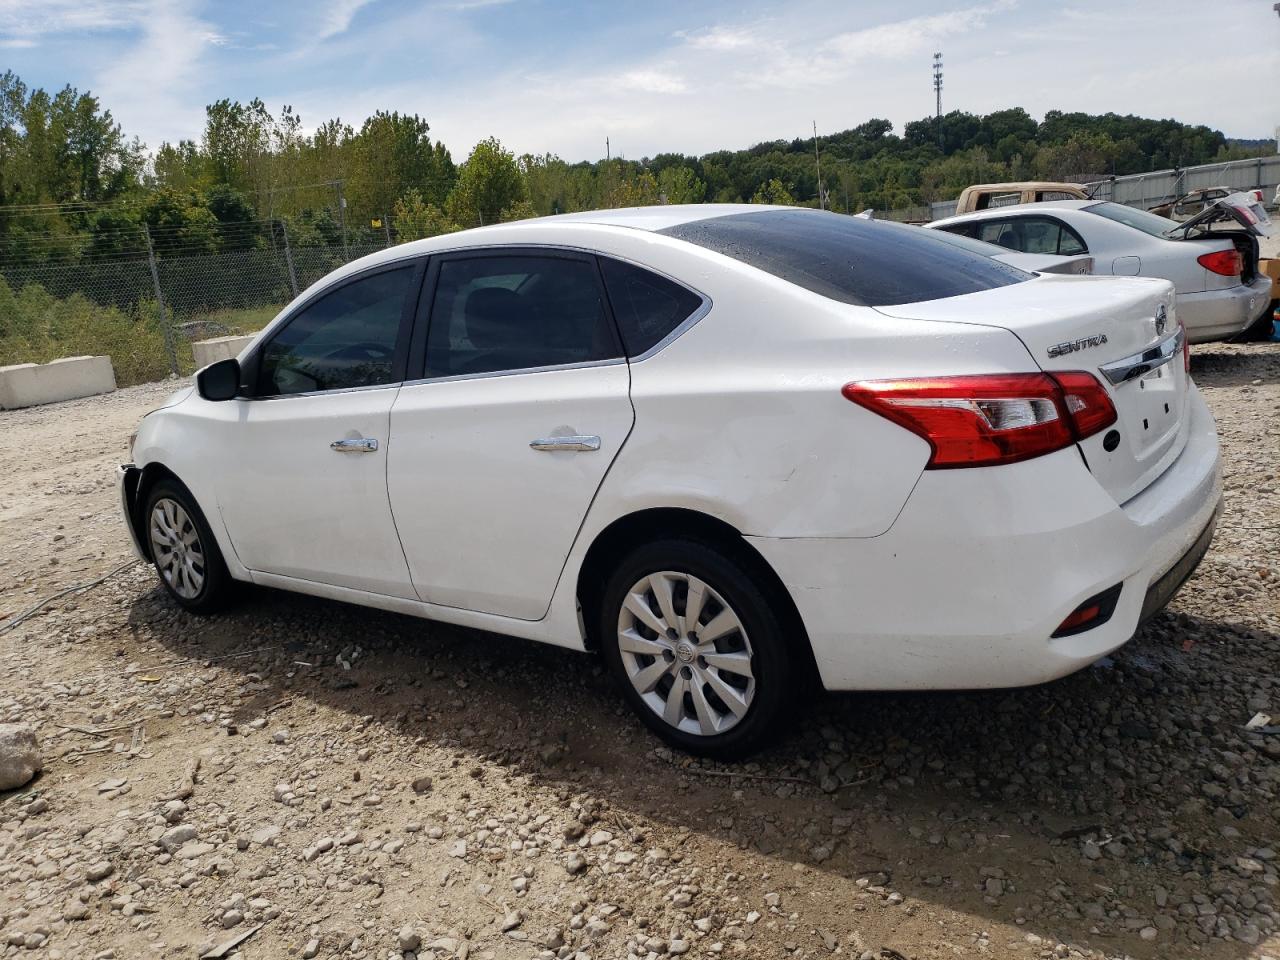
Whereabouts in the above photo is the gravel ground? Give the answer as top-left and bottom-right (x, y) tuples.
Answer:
(0, 344), (1278, 960)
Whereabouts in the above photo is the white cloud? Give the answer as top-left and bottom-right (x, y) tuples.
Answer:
(617, 68), (687, 95)
(678, 24), (764, 51)
(92, 0), (221, 148)
(822, 4), (1011, 62)
(317, 0), (377, 42)
(442, 0), (517, 10)
(0, 0), (144, 45)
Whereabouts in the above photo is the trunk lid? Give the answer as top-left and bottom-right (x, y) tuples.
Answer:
(1166, 191), (1273, 239)
(875, 274), (1187, 504)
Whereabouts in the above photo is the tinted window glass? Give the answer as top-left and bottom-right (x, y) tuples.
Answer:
(600, 258), (704, 356)
(974, 220), (1021, 249)
(920, 225), (1014, 258)
(973, 216), (1087, 256)
(258, 266), (413, 395)
(425, 255), (619, 377)
(660, 209), (1029, 307)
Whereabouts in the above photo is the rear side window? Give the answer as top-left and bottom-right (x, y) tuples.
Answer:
(424, 255), (620, 378)
(258, 266), (414, 396)
(660, 209), (1029, 307)
(972, 216), (1087, 256)
(599, 258), (704, 356)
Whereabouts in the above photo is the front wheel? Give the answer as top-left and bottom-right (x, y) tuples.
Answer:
(143, 479), (232, 613)
(599, 539), (799, 759)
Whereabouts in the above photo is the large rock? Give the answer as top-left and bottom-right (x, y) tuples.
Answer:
(0, 724), (42, 791)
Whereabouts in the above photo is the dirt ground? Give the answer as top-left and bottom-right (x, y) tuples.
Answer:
(1, 343), (1278, 960)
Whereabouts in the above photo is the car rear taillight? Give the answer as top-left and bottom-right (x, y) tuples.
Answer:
(1197, 249), (1242, 277)
(843, 372), (1117, 469)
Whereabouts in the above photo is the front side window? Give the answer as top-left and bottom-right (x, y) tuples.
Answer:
(600, 258), (704, 356)
(257, 266), (414, 395)
(424, 255), (620, 378)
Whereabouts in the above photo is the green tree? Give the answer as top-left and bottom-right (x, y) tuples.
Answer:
(392, 188), (458, 240)
(751, 178), (795, 204)
(139, 188), (218, 255)
(445, 137), (526, 227)
(350, 111), (455, 220)
(657, 166), (704, 204)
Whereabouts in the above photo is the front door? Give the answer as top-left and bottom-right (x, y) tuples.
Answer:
(388, 249), (634, 620)
(214, 261), (423, 598)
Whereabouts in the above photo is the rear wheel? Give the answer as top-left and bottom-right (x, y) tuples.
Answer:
(143, 479), (232, 613)
(600, 539), (798, 759)
(1233, 299), (1278, 342)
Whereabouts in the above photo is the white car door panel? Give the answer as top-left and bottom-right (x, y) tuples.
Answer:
(213, 261), (423, 598)
(389, 366), (633, 619)
(216, 389), (416, 597)
(387, 249), (634, 621)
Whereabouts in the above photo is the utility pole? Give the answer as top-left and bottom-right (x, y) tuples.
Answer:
(813, 121), (825, 211)
(142, 225), (179, 377)
(606, 137), (610, 161)
(333, 179), (349, 257)
(933, 52), (944, 151)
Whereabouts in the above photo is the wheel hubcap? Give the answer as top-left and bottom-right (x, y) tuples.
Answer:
(149, 498), (205, 600)
(617, 571), (755, 737)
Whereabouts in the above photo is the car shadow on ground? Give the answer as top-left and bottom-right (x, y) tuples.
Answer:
(126, 578), (1279, 958)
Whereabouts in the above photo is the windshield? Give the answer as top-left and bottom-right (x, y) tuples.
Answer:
(660, 209), (1030, 307)
(1084, 201), (1183, 238)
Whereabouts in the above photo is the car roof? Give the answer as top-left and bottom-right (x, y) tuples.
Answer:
(931, 199), (1098, 227)
(961, 181), (1086, 193)
(477, 203), (788, 232)
(283, 204), (795, 300)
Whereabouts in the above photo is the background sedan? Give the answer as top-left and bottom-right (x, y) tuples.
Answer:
(929, 198), (1273, 342)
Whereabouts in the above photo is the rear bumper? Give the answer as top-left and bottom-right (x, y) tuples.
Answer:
(750, 386), (1222, 691)
(118, 464), (148, 561)
(1177, 275), (1273, 343)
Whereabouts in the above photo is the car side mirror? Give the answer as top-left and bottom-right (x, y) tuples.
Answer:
(197, 358), (242, 401)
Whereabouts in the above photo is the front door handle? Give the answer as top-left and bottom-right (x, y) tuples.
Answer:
(330, 438), (379, 453)
(529, 435), (601, 452)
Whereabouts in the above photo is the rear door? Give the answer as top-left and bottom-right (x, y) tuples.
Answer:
(387, 249), (634, 620)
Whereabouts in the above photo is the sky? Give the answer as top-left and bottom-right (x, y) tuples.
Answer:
(1, 0), (1277, 163)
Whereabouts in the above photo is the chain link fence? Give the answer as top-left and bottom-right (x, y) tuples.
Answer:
(0, 219), (391, 386)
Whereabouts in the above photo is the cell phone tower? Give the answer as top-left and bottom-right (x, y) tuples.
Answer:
(933, 52), (944, 150)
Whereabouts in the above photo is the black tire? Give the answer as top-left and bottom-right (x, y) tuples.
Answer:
(599, 538), (799, 760)
(141, 478), (233, 614)
(1232, 299), (1277, 343)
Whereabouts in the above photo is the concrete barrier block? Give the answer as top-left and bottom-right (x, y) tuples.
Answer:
(0, 356), (116, 410)
(192, 334), (256, 370)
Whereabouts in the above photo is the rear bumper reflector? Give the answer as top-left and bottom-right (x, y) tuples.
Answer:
(1052, 583), (1123, 638)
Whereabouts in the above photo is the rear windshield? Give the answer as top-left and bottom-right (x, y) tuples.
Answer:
(1083, 201), (1178, 238)
(659, 209), (1029, 307)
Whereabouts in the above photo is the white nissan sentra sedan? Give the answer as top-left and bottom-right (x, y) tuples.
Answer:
(120, 205), (1222, 758)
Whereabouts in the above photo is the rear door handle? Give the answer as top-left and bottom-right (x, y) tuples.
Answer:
(529, 435), (601, 452)
(330, 438), (379, 453)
